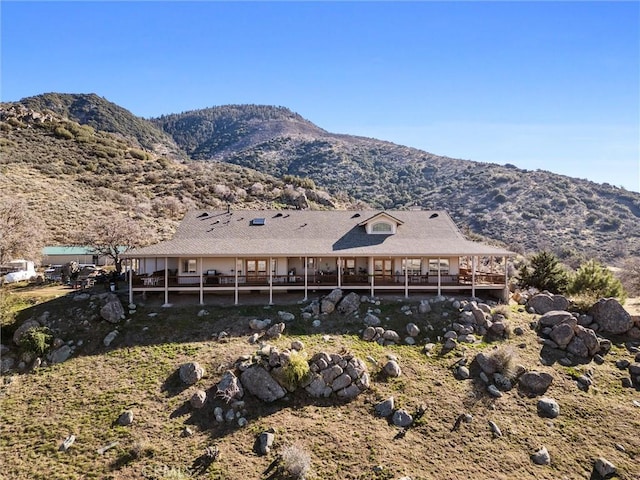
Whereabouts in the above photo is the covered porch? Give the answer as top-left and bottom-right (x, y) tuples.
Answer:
(125, 254), (510, 305)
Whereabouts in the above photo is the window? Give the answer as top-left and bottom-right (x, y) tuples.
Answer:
(428, 258), (449, 275)
(374, 259), (392, 276)
(402, 258), (422, 275)
(183, 259), (197, 273)
(371, 222), (392, 233)
(343, 258), (356, 275)
(246, 259), (276, 276)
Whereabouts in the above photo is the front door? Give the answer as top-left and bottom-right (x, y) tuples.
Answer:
(374, 258), (392, 283)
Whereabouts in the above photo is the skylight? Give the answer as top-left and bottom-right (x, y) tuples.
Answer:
(250, 218), (266, 226)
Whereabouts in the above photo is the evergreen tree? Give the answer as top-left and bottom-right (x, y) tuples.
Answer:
(518, 251), (569, 293)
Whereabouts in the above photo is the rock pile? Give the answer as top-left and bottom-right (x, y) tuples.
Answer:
(304, 352), (370, 400)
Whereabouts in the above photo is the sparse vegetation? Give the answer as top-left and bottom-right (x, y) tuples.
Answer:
(279, 443), (312, 480)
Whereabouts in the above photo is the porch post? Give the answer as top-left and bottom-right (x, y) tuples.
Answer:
(234, 257), (239, 305)
(199, 257), (204, 305)
(504, 255), (509, 302)
(472, 256), (477, 298)
(337, 257), (342, 288)
(303, 256), (308, 301)
(437, 257), (441, 296)
(164, 257), (169, 305)
(269, 257), (273, 305)
(369, 257), (374, 298)
(370, 270), (375, 298)
(128, 258), (133, 305)
(404, 257), (408, 299)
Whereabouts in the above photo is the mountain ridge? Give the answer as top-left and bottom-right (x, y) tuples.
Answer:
(2, 93), (639, 264)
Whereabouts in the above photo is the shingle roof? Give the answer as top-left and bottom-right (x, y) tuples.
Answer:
(125, 210), (514, 257)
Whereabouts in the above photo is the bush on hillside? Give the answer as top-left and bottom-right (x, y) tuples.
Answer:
(567, 259), (627, 304)
(19, 326), (53, 356)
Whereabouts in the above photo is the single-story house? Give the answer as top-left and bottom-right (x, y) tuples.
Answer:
(122, 209), (515, 305)
(122, 209), (515, 304)
(41, 246), (110, 267)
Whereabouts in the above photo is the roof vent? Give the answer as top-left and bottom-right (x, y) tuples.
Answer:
(197, 212), (209, 218)
(250, 218), (266, 226)
(351, 213), (361, 218)
(430, 213), (439, 219)
(273, 213), (283, 218)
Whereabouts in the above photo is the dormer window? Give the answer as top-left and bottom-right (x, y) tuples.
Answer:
(372, 222), (393, 233)
(359, 212), (403, 235)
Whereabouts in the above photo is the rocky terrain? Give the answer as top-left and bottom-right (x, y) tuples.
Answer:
(1, 284), (639, 479)
(2, 93), (640, 264)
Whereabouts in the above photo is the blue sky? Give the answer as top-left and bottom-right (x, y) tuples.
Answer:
(2, 1), (639, 191)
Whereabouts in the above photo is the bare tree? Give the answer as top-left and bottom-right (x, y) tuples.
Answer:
(0, 198), (46, 264)
(75, 216), (150, 273)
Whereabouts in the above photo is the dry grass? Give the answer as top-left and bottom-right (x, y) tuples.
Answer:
(1, 290), (639, 480)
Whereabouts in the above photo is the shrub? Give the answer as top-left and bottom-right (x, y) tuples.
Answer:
(19, 326), (53, 355)
(488, 346), (518, 380)
(567, 259), (627, 303)
(53, 126), (73, 140)
(518, 251), (569, 294)
(283, 351), (310, 388)
(491, 304), (511, 319)
(280, 444), (312, 480)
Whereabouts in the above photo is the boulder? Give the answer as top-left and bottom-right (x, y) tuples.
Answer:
(474, 352), (497, 375)
(383, 360), (402, 377)
(48, 345), (72, 364)
(337, 292), (361, 315)
(325, 288), (343, 304)
(265, 322), (285, 339)
(249, 319), (271, 330)
(320, 298), (336, 315)
(593, 458), (616, 478)
(190, 390), (207, 409)
(216, 370), (244, 401)
(406, 323), (420, 337)
(418, 301), (431, 314)
(117, 410), (134, 426)
(258, 430), (275, 455)
(362, 326), (377, 342)
(100, 295), (125, 323)
(382, 330), (401, 344)
(575, 326), (600, 357)
(531, 446), (551, 465)
(179, 362), (205, 385)
(103, 330), (118, 347)
(240, 365), (286, 402)
(392, 409), (413, 428)
(278, 311), (295, 322)
(566, 336), (589, 358)
(589, 298), (634, 334)
(549, 323), (575, 348)
(539, 310), (575, 328)
(519, 371), (553, 396)
(527, 293), (570, 314)
(364, 313), (381, 327)
(537, 397), (560, 418)
(375, 397), (395, 417)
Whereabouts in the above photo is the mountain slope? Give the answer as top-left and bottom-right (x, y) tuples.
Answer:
(16, 93), (184, 159)
(0, 102), (344, 245)
(155, 105), (640, 263)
